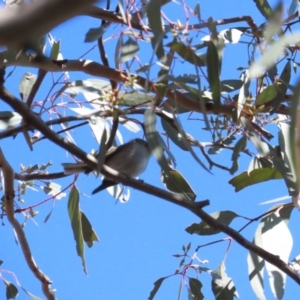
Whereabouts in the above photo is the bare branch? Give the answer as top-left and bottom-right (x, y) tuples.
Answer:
(0, 149), (55, 300)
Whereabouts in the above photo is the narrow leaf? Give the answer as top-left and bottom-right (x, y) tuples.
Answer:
(207, 41), (221, 111)
(261, 211), (293, 299)
(147, 0), (165, 60)
(148, 277), (167, 300)
(161, 169), (196, 201)
(253, 0), (273, 20)
(247, 221), (266, 300)
(81, 211), (100, 248)
(4, 280), (18, 299)
(18, 72), (37, 101)
(189, 278), (204, 300)
(186, 211), (239, 235)
(212, 260), (239, 299)
(119, 37), (140, 63)
(68, 186), (87, 274)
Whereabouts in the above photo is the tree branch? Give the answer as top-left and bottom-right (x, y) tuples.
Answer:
(0, 148), (55, 300)
(1, 85), (299, 285)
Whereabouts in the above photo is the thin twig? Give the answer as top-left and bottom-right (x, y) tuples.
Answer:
(0, 149), (55, 300)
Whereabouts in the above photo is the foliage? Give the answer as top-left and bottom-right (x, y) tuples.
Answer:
(0, 0), (300, 299)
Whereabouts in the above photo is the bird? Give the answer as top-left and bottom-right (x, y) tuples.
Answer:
(62, 138), (151, 194)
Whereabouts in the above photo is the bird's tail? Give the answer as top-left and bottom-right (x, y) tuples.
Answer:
(62, 162), (90, 174)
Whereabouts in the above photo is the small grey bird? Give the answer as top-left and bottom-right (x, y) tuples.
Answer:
(62, 138), (151, 194)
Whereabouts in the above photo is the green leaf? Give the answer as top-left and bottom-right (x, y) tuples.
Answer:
(18, 72), (37, 101)
(212, 260), (239, 299)
(278, 123), (299, 195)
(161, 115), (189, 151)
(119, 37), (140, 63)
(117, 91), (153, 106)
(256, 85), (277, 105)
(81, 211), (99, 248)
(146, 0), (165, 60)
(167, 39), (206, 66)
(229, 168), (282, 192)
(85, 26), (105, 43)
(161, 169), (196, 201)
(253, 0), (273, 20)
(43, 208), (53, 223)
(0, 111), (22, 130)
(247, 222), (266, 300)
(144, 109), (171, 173)
(288, 77), (300, 188)
(156, 47), (174, 102)
(68, 186), (87, 274)
(4, 280), (18, 299)
(50, 40), (60, 60)
(186, 211), (239, 235)
(148, 277), (167, 300)
(261, 211), (293, 299)
(220, 80), (243, 92)
(189, 278), (204, 300)
(207, 41), (221, 110)
(230, 135), (247, 174)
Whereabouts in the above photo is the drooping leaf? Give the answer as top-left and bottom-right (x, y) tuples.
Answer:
(161, 168), (196, 201)
(118, 37), (140, 63)
(255, 84), (277, 106)
(117, 91), (153, 106)
(68, 186), (87, 274)
(148, 277), (167, 300)
(207, 41), (221, 110)
(247, 221), (267, 300)
(18, 72), (37, 101)
(278, 122), (299, 196)
(212, 259), (239, 300)
(156, 46), (174, 102)
(261, 211), (293, 299)
(229, 168), (282, 192)
(85, 26), (105, 42)
(220, 80), (243, 93)
(50, 40), (60, 60)
(144, 109), (171, 173)
(186, 211), (239, 235)
(167, 39), (206, 66)
(81, 211), (99, 248)
(147, 0), (165, 60)
(161, 113), (189, 151)
(230, 135), (247, 174)
(253, 0), (273, 20)
(4, 280), (18, 299)
(189, 278), (204, 300)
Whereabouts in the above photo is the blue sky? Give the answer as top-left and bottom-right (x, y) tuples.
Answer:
(1, 0), (300, 299)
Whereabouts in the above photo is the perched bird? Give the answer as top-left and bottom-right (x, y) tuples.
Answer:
(62, 138), (151, 194)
